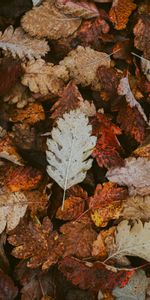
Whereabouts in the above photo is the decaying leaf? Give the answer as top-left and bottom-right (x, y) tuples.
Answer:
(51, 81), (96, 120)
(107, 156), (150, 196)
(9, 103), (45, 125)
(112, 270), (148, 300)
(0, 192), (28, 233)
(91, 113), (123, 169)
(109, 0), (136, 30)
(0, 268), (18, 300)
(59, 46), (111, 89)
(0, 134), (23, 165)
(90, 182), (127, 227)
(21, 0), (81, 40)
(122, 194), (150, 221)
(46, 110), (96, 208)
(0, 163), (43, 192)
(56, 185), (87, 220)
(117, 101), (147, 143)
(21, 59), (69, 96)
(55, 0), (100, 19)
(59, 257), (135, 291)
(108, 220), (150, 262)
(134, 16), (150, 60)
(0, 26), (49, 59)
(0, 57), (22, 96)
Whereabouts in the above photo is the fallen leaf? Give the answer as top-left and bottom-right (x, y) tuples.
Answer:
(133, 135), (150, 159)
(106, 156), (150, 196)
(21, 59), (69, 96)
(56, 185), (87, 220)
(107, 219), (150, 262)
(141, 57), (150, 82)
(4, 83), (34, 109)
(89, 182), (127, 227)
(134, 16), (150, 60)
(24, 189), (49, 218)
(112, 270), (148, 300)
(0, 192), (28, 233)
(122, 194), (150, 221)
(9, 103), (45, 125)
(0, 26), (49, 59)
(59, 46), (110, 89)
(0, 268), (18, 300)
(0, 57), (22, 96)
(91, 112), (123, 169)
(109, 0), (136, 30)
(0, 134), (23, 165)
(59, 257), (135, 291)
(55, 0), (100, 19)
(0, 163), (43, 192)
(117, 101), (147, 143)
(21, 0), (81, 40)
(92, 232), (108, 259)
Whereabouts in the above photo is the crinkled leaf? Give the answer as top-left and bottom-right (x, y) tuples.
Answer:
(9, 103), (45, 125)
(109, 0), (136, 30)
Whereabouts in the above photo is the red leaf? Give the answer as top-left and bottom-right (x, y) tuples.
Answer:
(59, 257), (135, 292)
(0, 58), (22, 96)
(91, 113), (123, 168)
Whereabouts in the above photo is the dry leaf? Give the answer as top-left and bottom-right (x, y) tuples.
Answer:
(108, 220), (150, 262)
(55, 0), (100, 19)
(92, 232), (108, 259)
(97, 66), (121, 100)
(9, 103), (45, 125)
(107, 156), (150, 196)
(4, 83), (34, 109)
(109, 0), (136, 30)
(122, 194), (150, 221)
(21, 59), (69, 96)
(21, 0), (81, 40)
(59, 46), (110, 89)
(0, 268), (18, 300)
(133, 135), (150, 159)
(141, 57), (150, 82)
(0, 26), (49, 59)
(0, 134), (23, 165)
(112, 270), (148, 300)
(91, 113), (123, 169)
(134, 16), (150, 60)
(46, 110), (96, 208)
(24, 189), (48, 218)
(0, 192), (28, 233)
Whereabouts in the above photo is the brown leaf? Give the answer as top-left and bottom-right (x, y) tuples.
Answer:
(59, 220), (97, 258)
(0, 134), (23, 165)
(56, 185), (87, 221)
(59, 46), (110, 89)
(22, 59), (69, 96)
(117, 101), (147, 143)
(89, 182), (127, 227)
(21, 0), (81, 40)
(0, 163), (43, 192)
(59, 257), (135, 291)
(92, 227), (115, 259)
(4, 83), (34, 109)
(91, 113), (123, 169)
(134, 15), (150, 60)
(0, 57), (22, 96)
(109, 0), (136, 30)
(9, 103), (45, 125)
(24, 189), (49, 218)
(133, 135), (150, 159)
(122, 194), (150, 221)
(55, 0), (100, 19)
(0, 268), (18, 300)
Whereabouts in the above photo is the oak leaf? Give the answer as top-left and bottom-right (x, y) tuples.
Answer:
(109, 0), (136, 30)
(21, 0), (81, 40)
(0, 192), (28, 234)
(106, 157), (150, 196)
(21, 59), (69, 96)
(0, 268), (18, 300)
(89, 182), (127, 227)
(59, 46), (110, 89)
(0, 134), (23, 165)
(91, 113), (123, 169)
(59, 257), (135, 291)
(55, 0), (100, 19)
(122, 194), (150, 221)
(9, 103), (45, 125)
(0, 26), (49, 59)
(56, 185), (87, 221)
(112, 270), (148, 300)
(46, 110), (96, 208)
(107, 220), (150, 262)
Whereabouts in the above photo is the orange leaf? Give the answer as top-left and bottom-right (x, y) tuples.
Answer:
(109, 0), (136, 30)
(91, 113), (123, 168)
(9, 103), (45, 125)
(0, 134), (23, 165)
